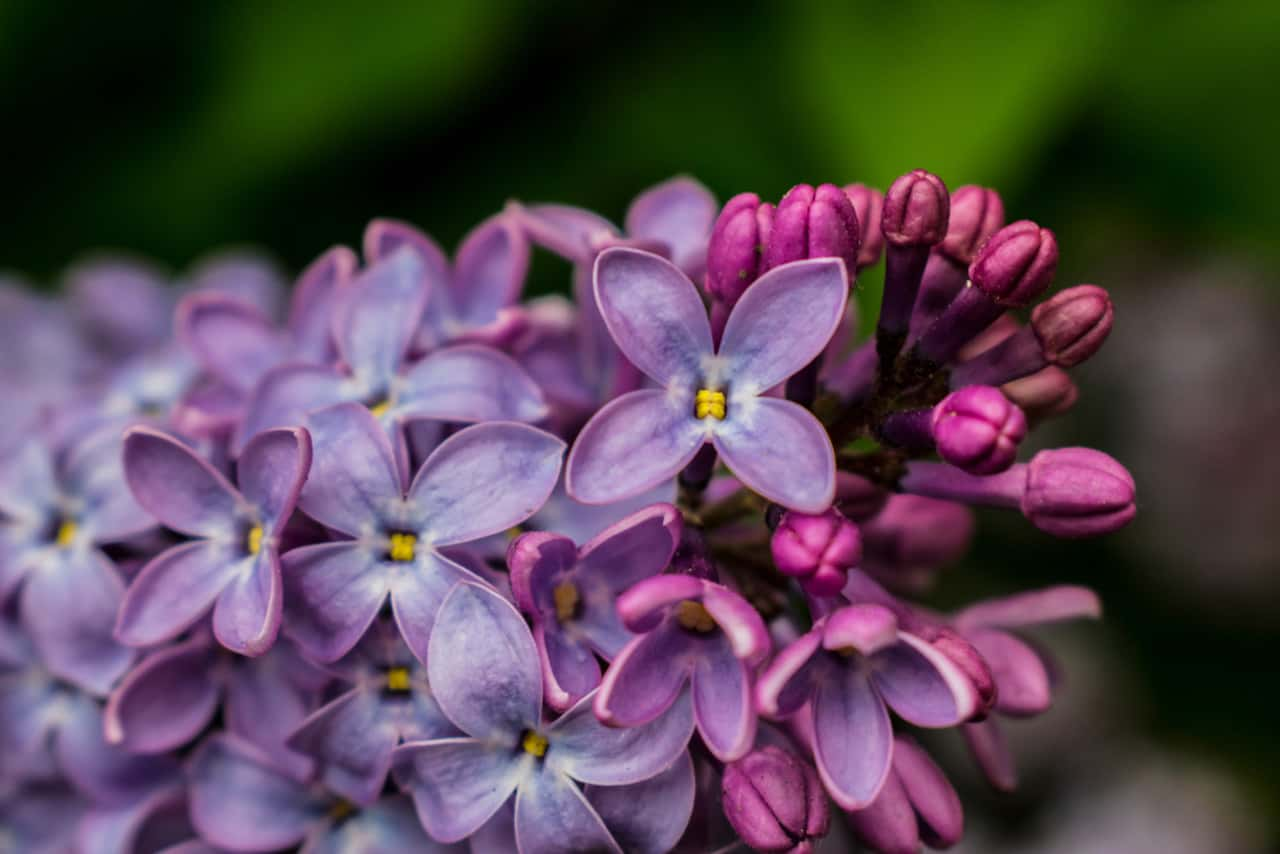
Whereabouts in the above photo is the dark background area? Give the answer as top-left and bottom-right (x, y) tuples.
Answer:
(3, 1), (1277, 847)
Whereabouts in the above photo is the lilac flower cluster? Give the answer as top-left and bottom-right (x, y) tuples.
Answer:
(0, 172), (1133, 853)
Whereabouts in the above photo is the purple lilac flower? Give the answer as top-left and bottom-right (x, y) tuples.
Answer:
(283, 403), (564, 663)
(393, 582), (695, 851)
(566, 248), (848, 513)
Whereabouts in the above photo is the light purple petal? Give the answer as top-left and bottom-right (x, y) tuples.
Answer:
(968, 628), (1052, 716)
(389, 551), (482, 665)
(624, 176), (717, 279)
(237, 427), (311, 533)
(822, 604), (899, 657)
(691, 635), (756, 761)
(178, 293), (290, 392)
(516, 203), (619, 263)
(584, 751), (696, 854)
(893, 736), (963, 847)
(872, 633), (976, 727)
(530, 478), (678, 547)
(428, 582), (541, 739)
(288, 246), (357, 363)
(0, 440), (57, 522)
(548, 687), (694, 786)
(514, 765), (621, 854)
(408, 422), (565, 547)
(717, 258), (848, 392)
(0, 667), (63, 782)
(536, 624), (602, 712)
(224, 643), (323, 782)
(469, 802), (517, 854)
(235, 363), (349, 453)
(565, 389), (704, 506)
(593, 620), (692, 728)
(213, 547), (283, 656)
(186, 251), (286, 319)
(393, 344), (548, 424)
(812, 670), (892, 810)
(364, 219), (452, 279)
(844, 767), (918, 854)
(614, 574), (706, 633)
(115, 542), (239, 649)
(188, 736), (325, 851)
(298, 403), (402, 536)
(64, 429), (156, 543)
(22, 550), (133, 695)
(55, 698), (180, 805)
(593, 248), (713, 385)
(123, 427), (240, 539)
(450, 213), (530, 327)
(78, 783), (191, 854)
(282, 542), (389, 663)
(700, 584), (771, 665)
(287, 688), (399, 806)
(712, 396), (835, 513)
(393, 738), (525, 842)
(962, 719), (1017, 791)
(576, 502), (682, 595)
(953, 585), (1101, 631)
(303, 795), (457, 854)
(755, 628), (823, 718)
(333, 248), (428, 386)
(104, 635), (220, 754)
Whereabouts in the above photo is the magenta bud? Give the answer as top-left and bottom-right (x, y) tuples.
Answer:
(763, 183), (861, 273)
(722, 745), (831, 854)
(938, 185), (1005, 265)
(881, 170), (949, 247)
(931, 386), (1027, 475)
(1021, 447), (1136, 538)
(969, 220), (1058, 307)
(861, 495), (974, 571)
(1002, 365), (1079, 421)
(842, 183), (885, 269)
(915, 625), (998, 719)
(706, 192), (775, 306)
(771, 509), (862, 596)
(1031, 284), (1114, 367)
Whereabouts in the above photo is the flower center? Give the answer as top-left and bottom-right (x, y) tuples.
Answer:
(368, 399), (391, 418)
(552, 581), (580, 623)
(676, 600), (716, 633)
(388, 532), (417, 562)
(54, 520), (78, 549)
(695, 389), (726, 420)
(328, 799), (355, 820)
(245, 525), (264, 556)
(522, 730), (549, 757)
(385, 667), (412, 692)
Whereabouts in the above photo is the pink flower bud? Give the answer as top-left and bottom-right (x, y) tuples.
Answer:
(771, 509), (862, 596)
(931, 386), (1027, 475)
(722, 745), (830, 854)
(969, 220), (1058, 307)
(1031, 284), (1114, 367)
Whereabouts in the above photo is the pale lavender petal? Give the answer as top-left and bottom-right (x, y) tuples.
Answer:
(968, 628), (1052, 716)
(237, 427), (311, 533)
(713, 396), (835, 513)
(177, 293), (290, 392)
(717, 258), (848, 392)
(755, 628), (823, 718)
(691, 635), (756, 761)
(624, 176), (717, 279)
(78, 784), (191, 854)
(584, 751), (696, 854)
(303, 795), (457, 854)
(0, 441), (57, 522)
(812, 671), (892, 810)
(614, 574), (705, 632)
(213, 547), (282, 656)
(953, 585), (1101, 631)
(55, 698), (180, 805)
(962, 719), (1017, 791)
(514, 766), (621, 854)
(468, 802), (517, 854)
(186, 252), (286, 319)
(224, 644), (322, 781)
(450, 213), (530, 327)
(235, 363), (349, 453)
(388, 551), (481, 665)
(333, 249), (428, 386)
(282, 543), (389, 663)
(537, 623), (600, 711)
(115, 542), (239, 648)
(104, 636), (219, 754)
(565, 389), (704, 506)
(530, 478), (678, 547)
(393, 738), (525, 842)
(844, 767), (918, 854)
(517, 203), (619, 263)
(548, 687), (693, 785)
(298, 403), (402, 536)
(576, 502), (683, 595)
(593, 248), (713, 385)
(893, 736), (963, 848)
(122, 428), (238, 539)
(0, 667), (63, 783)
(593, 620), (692, 728)
(0, 533), (39, 602)
(363, 219), (451, 280)
(408, 422), (565, 546)
(288, 245), (358, 363)
(872, 633), (976, 727)
(64, 429), (155, 543)
(393, 344), (548, 424)
(287, 689), (399, 805)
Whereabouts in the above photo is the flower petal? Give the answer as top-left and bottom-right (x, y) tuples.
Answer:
(213, 547), (283, 656)
(565, 389), (704, 506)
(303, 794), (452, 854)
(593, 620), (692, 728)
(282, 542), (389, 663)
(393, 737), (525, 842)
(812, 670), (892, 810)
(968, 628), (1052, 716)
(287, 688), (400, 806)
(116, 542), (239, 648)
(961, 719), (1017, 791)
(872, 633), (976, 727)
(428, 582), (541, 739)
(177, 292), (290, 392)
(548, 688), (693, 786)
(516, 203), (619, 264)
(364, 219), (451, 280)
(624, 176), (717, 279)
(717, 258), (848, 393)
(713, 396), (835, 513)
(287, 245), (357, 363)
(298, 403), (402, 536)
(235, 363), (349, 454)
(514, 765), (621, 854)
(393, 344), (548, 425)
(122, 427), (239, 539)
(450, 213), (530, 328)
(593, 248), (713, 385)
(62, 428), (155, 543)
(755, 628), (823, 718)
(691, 635), (757, 761)
(104, 635), (220, 754)
(237, 427), (312, 533)
(953, 584), (1101, 631)
(408, 422), (565, 547)
(223, 642), (323, 782)
(844, 766), (919, 854)
(576, 502), (682, 595)
(333, 248), (428, 386)
(56, 698), (180, 806)
(0, 440), (57, 523)
(537, 623), (601, 712)
(893, 736), (963, 848)
(389, 551), (483, 665)
(583, 751), (696, 854)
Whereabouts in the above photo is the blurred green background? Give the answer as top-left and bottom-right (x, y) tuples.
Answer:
(3, 0), (1277, 847)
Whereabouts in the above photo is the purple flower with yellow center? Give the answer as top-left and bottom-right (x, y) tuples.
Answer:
(285, 618), (459, 806)
(237, 247), (547, 453)
(756, 603), (978, 810)
(392, 582), (695, 852)
(565, 248), (848, 513)
(114, 426), (311, 656)
(594, 574), (771, 762)
(282, 403), (565, 664)
(0, 430), (153, 694)
(507, 502), (682, 711)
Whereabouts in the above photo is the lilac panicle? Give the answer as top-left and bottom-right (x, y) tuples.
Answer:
(721, 744), (830, 854)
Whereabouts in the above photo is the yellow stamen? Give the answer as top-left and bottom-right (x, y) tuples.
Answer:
(388, 532), (417, 562)
(328, 799), (355, 820)
(552, 582), (580, 623)
(246, 525), (264, 556)
(695, 388), (726, 420)
(385, 667), (411, 692)
(676, 600), (716, 633)
(55, 520), (78, 548)
(522, 730), (549, 757)
(368, 400), (390, 418)
(505, 526), (523, 541)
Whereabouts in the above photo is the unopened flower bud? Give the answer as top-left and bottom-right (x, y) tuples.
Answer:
(861, 495), (974, 573)
(763, 184), (861, 273)
(1021, 447), (1136, 538)
(914, 625), (998, 719)
(969, 220), (1058, 308)
(706, 192), (775, 307)
(847, 737), (964, 853)
(1031, 284), (1114, 367)
(882, 170), (950, 248)
(931, 386), (1027, 475)
(722, 745), (830, 853)
(842, 183), (884, 270)
(771, 509), (862, 596)
(834, 471), (889, 521)
(1002, 365), (1079, 422)
(938, 185), (1004, 266)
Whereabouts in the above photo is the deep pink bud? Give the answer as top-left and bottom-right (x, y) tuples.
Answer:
(842, 183), (885, 269)
(1021, 447), (1136, 538)
(937, 185), (1004, 265)
(706, 192), (775, 306)
(969, 220), (1058, 307)
(861, 495), (975, 571)
(771, 509), (862, 596)
(763, 183), (861, 273)
(914, 625), (998, 719)
(931, 386), (1027, 475)
(1031, 284), (1114, 367)
(1002, 365), (1079, 421)
(722, 745), (831, 854)
(881, 170), (949, 247)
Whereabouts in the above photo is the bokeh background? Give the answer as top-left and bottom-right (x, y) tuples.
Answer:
(3, 1), (1277, 849)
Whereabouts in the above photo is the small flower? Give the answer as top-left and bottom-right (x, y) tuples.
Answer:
(721, 744), (831, 854)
